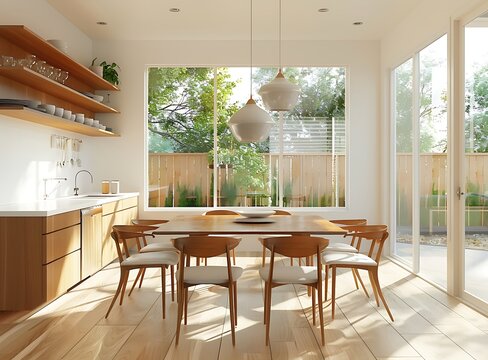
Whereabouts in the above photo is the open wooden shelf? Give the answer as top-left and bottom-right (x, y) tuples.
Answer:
(0, 67), (119, 114)
(0, 25), (118, 91)
(0, 106), (119, 137)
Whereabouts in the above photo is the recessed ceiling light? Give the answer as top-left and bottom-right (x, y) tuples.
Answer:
(353, 21), (363, 26)
(318, 8), (329, 13)
(96, 21), (108, 25)
(169, 8), (180, 13)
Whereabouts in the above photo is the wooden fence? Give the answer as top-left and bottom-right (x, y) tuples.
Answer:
(396, 153), (488, 228)
(148, 153), (346, 207)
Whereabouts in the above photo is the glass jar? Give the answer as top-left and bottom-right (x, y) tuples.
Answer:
(101, 180), (110, 194)
(110, 180), (120, 194)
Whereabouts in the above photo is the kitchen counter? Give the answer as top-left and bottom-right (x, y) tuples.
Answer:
(0, 192), (139, 216)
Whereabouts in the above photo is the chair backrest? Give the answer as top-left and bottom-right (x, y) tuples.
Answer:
(112, 225), (158, 253)
(172, 236), (241, 284)
(260, 236), (329, 284)
(341, 225), (389, 263)
(273, 209), (292, 215)
(111, 228), (156, 263)
(330, 219), (367, 226)
(203, 209), (239, 215)
(131, 219), (169, 226)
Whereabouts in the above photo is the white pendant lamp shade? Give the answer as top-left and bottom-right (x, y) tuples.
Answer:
(259, 69), (300, 111)
(228, 98), (274, 143)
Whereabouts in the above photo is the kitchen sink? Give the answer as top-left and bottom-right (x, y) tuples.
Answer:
(74, 194), (122, 199)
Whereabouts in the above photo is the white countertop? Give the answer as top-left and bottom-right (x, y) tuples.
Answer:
(0, 193), (139, 217)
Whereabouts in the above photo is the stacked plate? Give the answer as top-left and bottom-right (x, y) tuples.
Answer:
(234, 210), (276, 223)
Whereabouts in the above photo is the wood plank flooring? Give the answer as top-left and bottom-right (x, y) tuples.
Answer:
(0, 255), (487, 359)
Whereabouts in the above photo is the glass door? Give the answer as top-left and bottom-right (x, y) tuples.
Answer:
(463, 14), (488, 304)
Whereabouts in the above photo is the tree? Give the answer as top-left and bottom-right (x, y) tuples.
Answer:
(466, 64), (488, 152)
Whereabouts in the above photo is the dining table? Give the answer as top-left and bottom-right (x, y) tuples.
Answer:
(151, 214), (347, 236)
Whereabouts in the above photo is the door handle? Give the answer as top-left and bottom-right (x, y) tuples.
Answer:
(457, 187), (465, 200)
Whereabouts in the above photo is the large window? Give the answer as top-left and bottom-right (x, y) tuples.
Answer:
(147, 67), (346, 208)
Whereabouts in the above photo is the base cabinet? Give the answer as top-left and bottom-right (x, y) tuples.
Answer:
(101, 200), (138, 267)
(0, 196), (138, 311)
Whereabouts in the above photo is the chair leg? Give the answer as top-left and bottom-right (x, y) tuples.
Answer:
(370, 268), (394, 321)
(228, 283), (236, 346)
(138, 268), (146, 288)
(106, 268), (126, 318)
(171, 265), (175, 302)
(129, 268), (143, 296)
(161, 267), (166, 319)
(367, 269), (380, 307)
(175, 284), (184, 346)
(233, 281), (238, 326)
(331, 266), (337, 320)
(290, 257), (294, 266)
(205, 257), (208, 266)
(312, 287), (316, 325)
(119, 269), (130, 306)
(265, 282), (272, 346)
(351, 268), (360, 289)
(262, 245), (266, 267)
(196, 257), (200, 266)
(232, 249), (236, 266)
(317, 283), (325, 346)
(354, 269), (370, 298)
(184, 288), (189, 325)
(263, 282), (268, 324)
(324, 265), (329, 301)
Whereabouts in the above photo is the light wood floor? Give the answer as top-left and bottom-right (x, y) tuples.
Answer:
(1, 255), (487, 360)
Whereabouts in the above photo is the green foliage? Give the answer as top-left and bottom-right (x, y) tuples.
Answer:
(220, 180), (237, 206)
(100, 61), (120, 85)
(176, 184), (203, 207)
(466, 65), (488, 152)
(164, 187), (174, 207)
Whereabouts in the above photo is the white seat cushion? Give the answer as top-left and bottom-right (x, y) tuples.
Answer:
(140, 242), (177, 253)
(324, 242), (359, 253)
(259, 266), (324, 284)
(176, 266), (243, 285)
(121, 251), (179, 267)
(323, 252), (377, 267)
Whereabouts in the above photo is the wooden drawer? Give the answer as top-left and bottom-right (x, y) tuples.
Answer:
(102, 200), (122, 215)
(44, 250), (81, 301)
(43, 210), (80, 234)
(122, 196), (138, 210)
(43, 224), (80, 264)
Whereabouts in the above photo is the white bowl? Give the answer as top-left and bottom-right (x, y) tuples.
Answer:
(41, 104), (55, 115)
(75, 113), (85, 123)
(70, 114), (76, 121)
(62, 110), (72, 119)
(54, 107), (64, 117)
(92, 94), (104, 102)
(92, 120), (100, 128)
(237, 210), (276, 218)
(47, 39), (68, 53)
(100, 124), (107, 130)
(84, 117), (93, 126)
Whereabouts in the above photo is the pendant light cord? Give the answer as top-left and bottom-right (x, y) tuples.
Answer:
(250, 0), (253, 99)
(279, 0), (282, 71)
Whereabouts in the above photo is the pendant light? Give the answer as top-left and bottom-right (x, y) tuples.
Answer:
(228, 0), (274, 143)
(258, 0), (300, 111)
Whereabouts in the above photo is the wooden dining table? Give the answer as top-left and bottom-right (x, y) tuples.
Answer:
(152, 214), (347, 236)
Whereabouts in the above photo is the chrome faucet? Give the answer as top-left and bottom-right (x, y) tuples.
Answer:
(74, 170), (93, 196)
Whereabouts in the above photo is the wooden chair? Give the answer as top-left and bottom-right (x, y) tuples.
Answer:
(105, 227), (179, 319)
(259, 236), (329, 346)
(259, 209), (292, 266)
(172, 236), (243, 346)
(324, 219), (369, 300)
(202, 209), (240, 265)
(323, 225), (394, 321)
(113, 224), (177, 299)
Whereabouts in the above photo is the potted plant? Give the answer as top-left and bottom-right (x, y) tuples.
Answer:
(90, 58), (120, 85)
(100, 61), (120, 85)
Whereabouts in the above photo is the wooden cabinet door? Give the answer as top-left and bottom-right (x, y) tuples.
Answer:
(44, 250), (81, 301)
(81, 209), (102, 279)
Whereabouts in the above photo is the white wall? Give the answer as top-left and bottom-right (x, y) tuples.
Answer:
(91, 39), (382, 224)
(0, 0), (97, 204)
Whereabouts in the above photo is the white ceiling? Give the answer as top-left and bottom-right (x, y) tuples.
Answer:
(47, 0), (422, 41)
